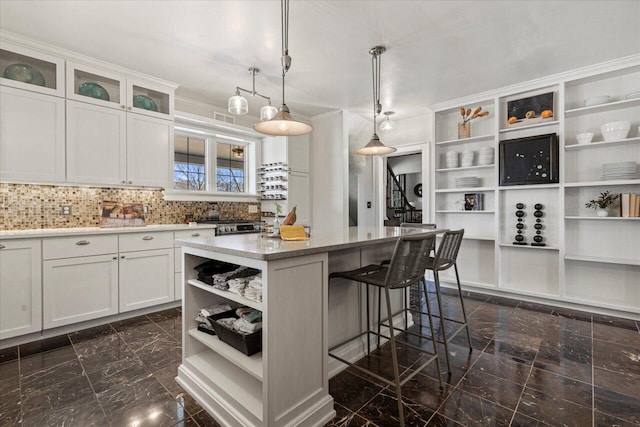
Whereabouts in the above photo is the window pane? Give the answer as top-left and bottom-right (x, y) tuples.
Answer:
(174, 135), (206, 190)
(216, 142), (246, 193)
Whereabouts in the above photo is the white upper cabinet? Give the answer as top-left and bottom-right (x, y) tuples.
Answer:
(0, 40), (64, 97)
(127, 78), (174, 120)
(66, 61), (127, 110)
(66, 100), (127, 185)
(0, 85), (66, 183)
(126, 113), (173, 187)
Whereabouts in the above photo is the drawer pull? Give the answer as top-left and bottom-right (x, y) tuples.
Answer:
(0, 244), (5, 249)
(76, 240), (90, 246)
(191, 233), (200, 237)
(142, 236), (154, 241)
(112, 256), (117, 260)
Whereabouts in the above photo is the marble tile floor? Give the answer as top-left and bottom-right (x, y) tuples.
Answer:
(0, 290), (639, 427)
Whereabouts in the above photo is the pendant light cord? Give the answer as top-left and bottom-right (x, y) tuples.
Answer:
(371, 50), (382, 133)
(280, 0), (291, 105)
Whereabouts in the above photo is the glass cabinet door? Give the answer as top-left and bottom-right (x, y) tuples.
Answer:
(126, 78), (174, 120)
(66, 61), (127, 110)
(0, 40), (65, 97)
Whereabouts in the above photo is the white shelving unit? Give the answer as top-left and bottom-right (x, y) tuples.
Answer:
(431, 54), (640, 316)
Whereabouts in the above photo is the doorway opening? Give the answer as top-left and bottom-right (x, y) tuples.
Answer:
(385, 153), (423, 226)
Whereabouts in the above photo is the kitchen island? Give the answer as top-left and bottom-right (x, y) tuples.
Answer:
(175, 226), (435, 427)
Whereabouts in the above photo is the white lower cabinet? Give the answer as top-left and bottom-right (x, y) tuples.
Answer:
(0, 239), (42, 340)
(119, 248), (174, 312)
(43, 254), (119, 329)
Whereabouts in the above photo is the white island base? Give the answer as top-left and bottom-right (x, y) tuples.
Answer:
(176, 228), (422, 427)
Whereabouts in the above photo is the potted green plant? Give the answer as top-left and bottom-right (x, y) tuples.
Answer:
(585, 191), (620, 217)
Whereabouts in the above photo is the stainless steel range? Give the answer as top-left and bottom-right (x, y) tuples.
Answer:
(198, 220), (261, 236)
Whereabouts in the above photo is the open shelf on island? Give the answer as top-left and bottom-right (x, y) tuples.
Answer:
(435, 187), (494, 193)
(565, 136), (640, 151)
(436, 210), (495, 214)
(188, 279), (263, 311)
(436, 164), (494, 172)
(499, 243), (559, 251)
(565, 216), (640, 221)
(564, 97), (640, 118)
(499, 120), (559, 134)
(185, 352), (263, 421)
(565, 255), (640, 266)
(435, 134), (495, 146)
(189, 328), (263, 380)
(564, 179), (640, 188)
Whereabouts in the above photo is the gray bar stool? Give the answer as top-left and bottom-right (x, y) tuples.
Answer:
(328, 233), (442, 427)
(424, 229), (471, 374)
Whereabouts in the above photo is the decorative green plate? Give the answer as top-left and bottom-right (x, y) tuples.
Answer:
(132, 95), (158, 111)
(3, 63), (46, 86)
(78, 82), (110, 101)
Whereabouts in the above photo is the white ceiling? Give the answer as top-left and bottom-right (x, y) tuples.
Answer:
(1, 1), (639, 121)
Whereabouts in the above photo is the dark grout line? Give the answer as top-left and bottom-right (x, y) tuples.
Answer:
(507, 351), (538, 426)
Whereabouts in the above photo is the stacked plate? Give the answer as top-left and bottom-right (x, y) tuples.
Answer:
(455, 176), (480, 188)
(601, 162), (638, 181)
(445, 151), (459, 168)
(479, 147), (494, 166)
(461, 151), (474, 167)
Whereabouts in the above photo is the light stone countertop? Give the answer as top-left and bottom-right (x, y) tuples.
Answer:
(176, 226), (439, 261)
(0, 223), (217, 240)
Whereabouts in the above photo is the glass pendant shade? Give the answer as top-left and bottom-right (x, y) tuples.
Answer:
(228, 94), (248, 115)
(260, 104), (278, 121)
(354, 133), (397, 156)
(379, 117), (396, 131)
(254, 104), (313, 136)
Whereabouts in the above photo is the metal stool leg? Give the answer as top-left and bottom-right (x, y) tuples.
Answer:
(377, 287), (382, 349)
(421, 279), (443, 388)
(384, 286), (405, 427)
(366, 283), (371, 355)
(454, 263), (473, 350)
(433, 270), (452, 374)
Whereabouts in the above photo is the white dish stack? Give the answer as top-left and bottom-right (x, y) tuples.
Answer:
(461, 151), (474, 167)
(455, 176), (480, 188)
(601, 162), (638, 181)
(479, 147), (494, 166)
(445, 151), (459, 168)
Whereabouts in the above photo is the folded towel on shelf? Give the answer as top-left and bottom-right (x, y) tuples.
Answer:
(227, 278), (248, 295)
(241, 310), (262, 324)
(244, 287), (262, 302)
(195, 303), (232, 326)
(234, 318), (262, 334)
(216, 318), (236, 330)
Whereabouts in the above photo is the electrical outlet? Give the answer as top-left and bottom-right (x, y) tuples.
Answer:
(61, 205), (72, 215)
(143, 205), (149, 214)
(367, 201), (372, 208)
(248, 205), (258, 214)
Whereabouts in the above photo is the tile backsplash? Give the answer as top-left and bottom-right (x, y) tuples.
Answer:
(0, 184), (261, 230)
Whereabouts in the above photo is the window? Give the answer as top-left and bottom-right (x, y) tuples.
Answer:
(169, 119), (258, 201)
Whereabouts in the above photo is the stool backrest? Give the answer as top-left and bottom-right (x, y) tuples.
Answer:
(433, 229), (465, 271)
(385, 233), (437, 289)
(400, 223), (437, 229)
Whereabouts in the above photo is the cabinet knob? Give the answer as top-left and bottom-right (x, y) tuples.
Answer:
(142, 236), (154, 240)
(121, 105), (126, 109)
(112, 256), (117, 260)
(127, 106), (132, 111)
(76, 240), (90, 246)
(0, 244), (5, 249)
(121, 256), (125, 259)
(122, 180), (127, 184)
(128, 181), (133, 184)
(191, 233), (200, 237)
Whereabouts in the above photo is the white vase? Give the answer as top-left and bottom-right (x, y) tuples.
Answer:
(596, 209), (608, 217)
(273, 215), (281, 235)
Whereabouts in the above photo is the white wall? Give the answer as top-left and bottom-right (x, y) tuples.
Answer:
(346, 112), (376, 227)
(310, 111), (349, 231)
(378, 113), (432, 147)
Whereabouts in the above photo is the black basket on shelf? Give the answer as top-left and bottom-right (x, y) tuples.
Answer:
(207, 309), (262, 356)
(194, 260), (238, 285)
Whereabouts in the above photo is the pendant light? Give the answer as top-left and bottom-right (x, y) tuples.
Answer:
(379, 111), (397, 131)
(254, 0), (313, 136)
(355, 46), (397, 156)
(228, 68), (277, 121)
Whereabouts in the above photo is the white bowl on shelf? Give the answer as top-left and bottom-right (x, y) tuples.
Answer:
(584, 95), (610, 107)
(575, 132), (594, 144)
(600, 121), (630, 142)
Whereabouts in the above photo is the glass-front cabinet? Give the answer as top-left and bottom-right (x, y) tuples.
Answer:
(66, 61), (127, 110)
(127, 78), (174, 120)
(0, 40), (64, 97)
